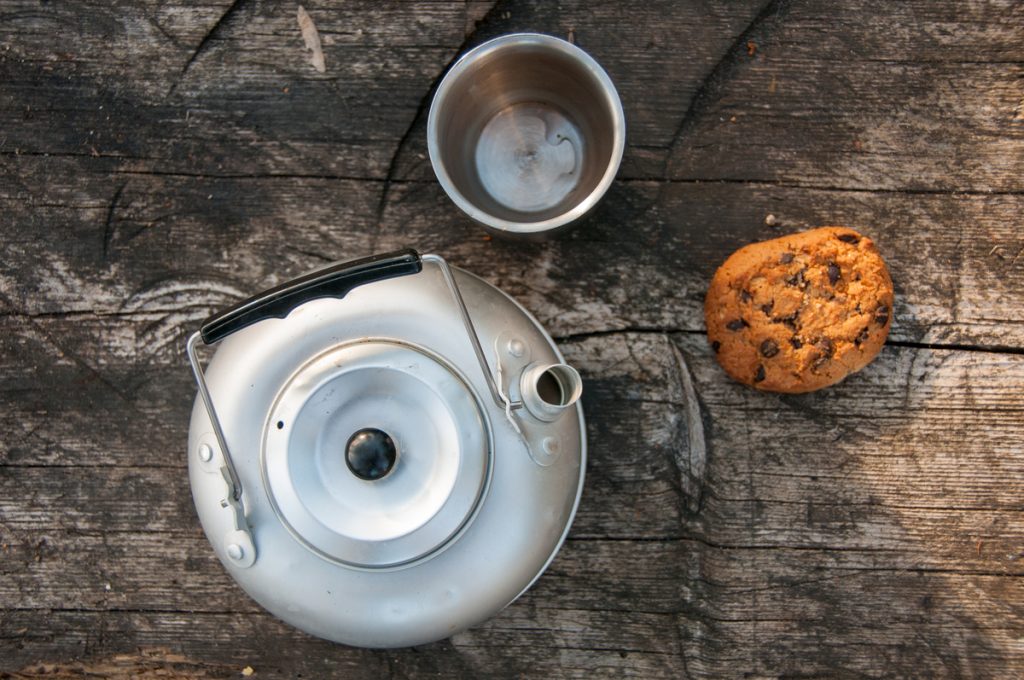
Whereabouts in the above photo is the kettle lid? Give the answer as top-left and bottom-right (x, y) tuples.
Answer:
(263, 340), (491, 568)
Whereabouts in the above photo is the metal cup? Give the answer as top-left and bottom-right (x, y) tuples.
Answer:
(428, 33), (625, 237)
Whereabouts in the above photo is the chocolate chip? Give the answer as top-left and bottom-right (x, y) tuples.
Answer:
(760, 339), (779, 358)
(827, 261), (840, 285)
(761, 301), (774, 315)
(773, 313), (799, 330)
(726, 318), (749, 331)
(739, 289), (752, 303)
(809, 337), (835, 371)
(854, 327), (870, 347)
(789, 336), (803, 349)
(754, 365), (766, 383)
(837, 233), (860, 244)
(785, 269), (806, 288)
(711, 340), (721, 353)
(874, 304), (890, 326)
(779, 252), (795, 264)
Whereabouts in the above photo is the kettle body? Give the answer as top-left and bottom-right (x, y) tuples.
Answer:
(186, 251), (585, 647)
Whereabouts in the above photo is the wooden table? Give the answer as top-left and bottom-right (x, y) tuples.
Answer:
(2, 1), (1022, 677)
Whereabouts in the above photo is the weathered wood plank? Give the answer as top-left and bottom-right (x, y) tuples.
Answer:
(0, 607), (689, 679)
(660, 2), (1024, 193)
(0, 648), (242, 680)
(0, 0), (471, 179)
(3, 1), (1021, 188)
(3, 170), (1024, 349)
(1, 540), (1020, 677)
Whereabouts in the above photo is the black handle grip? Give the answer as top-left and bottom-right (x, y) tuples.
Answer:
(200, 249), (422, 344)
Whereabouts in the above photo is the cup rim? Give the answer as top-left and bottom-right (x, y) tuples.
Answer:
(427, 32), (626, 235)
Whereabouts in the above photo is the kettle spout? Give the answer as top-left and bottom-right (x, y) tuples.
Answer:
(519, 363), (583, 422)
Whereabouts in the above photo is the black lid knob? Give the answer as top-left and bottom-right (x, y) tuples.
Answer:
(345, 428), (397, 481)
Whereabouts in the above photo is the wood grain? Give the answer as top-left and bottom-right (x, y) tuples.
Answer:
(1, 0), (1022, 678)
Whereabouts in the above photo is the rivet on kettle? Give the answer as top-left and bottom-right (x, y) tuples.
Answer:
(507, 338), (526, 357)
(226, 543), (244, 561)
(198, 443), (214, 463)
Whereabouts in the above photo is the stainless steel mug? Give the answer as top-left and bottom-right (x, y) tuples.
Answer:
(428, 33), (625, 237)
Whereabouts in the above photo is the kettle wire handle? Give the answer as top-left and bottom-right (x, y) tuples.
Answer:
(186, 250), (511, 503)
(420, 254), (514, 410)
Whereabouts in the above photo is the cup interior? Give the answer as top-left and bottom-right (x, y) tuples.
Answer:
(430, 38), (621, 231)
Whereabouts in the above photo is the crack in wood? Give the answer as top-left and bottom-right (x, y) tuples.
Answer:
(18, 203), (110, 210)
(669, 340), (708, 515)
(623, 177), (1024, 196)
(860, 58), (1024, 66)
(109, 168), (407, 182)
(147, 17), (185, 51)
(8, 156), (1022, 196)
(100, 181), (126, 261)
(892, 339), (1024, 356)
(556, 328), (1024, 355)
(710, 497), (1024, 513)
(0, 292), (142, 413)
(664, 0), (792, 176)
(571, 535), (940, 554)
(0, 308), (209, 321)
(554, 327), (705, 342)
(2, 308), (1019, 357)
(0, 150), (137, 160)
(167, 0), (251, 97)
(373, 0), (504, 240)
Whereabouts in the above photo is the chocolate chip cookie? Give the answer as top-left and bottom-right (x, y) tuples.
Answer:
(704, 227), (894, 393)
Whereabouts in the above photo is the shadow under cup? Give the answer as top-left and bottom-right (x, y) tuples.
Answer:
(428, 34), (625, 236)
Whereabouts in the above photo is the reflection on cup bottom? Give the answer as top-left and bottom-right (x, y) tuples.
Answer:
(476, 102), (583, 214)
